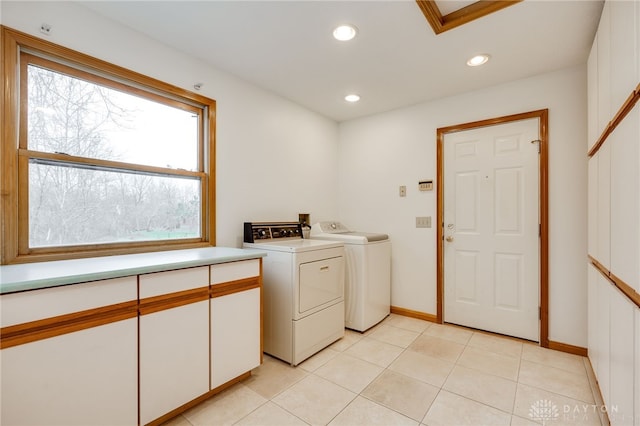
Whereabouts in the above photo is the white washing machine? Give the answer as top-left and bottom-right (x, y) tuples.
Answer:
(310, 221), (391, 332)
(243, 222), (345, 366)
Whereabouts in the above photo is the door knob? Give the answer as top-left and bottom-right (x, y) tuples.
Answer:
(446, 236), (454, 242)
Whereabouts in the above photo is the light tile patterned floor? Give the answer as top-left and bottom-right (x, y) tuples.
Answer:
(163, 314), (607, 426)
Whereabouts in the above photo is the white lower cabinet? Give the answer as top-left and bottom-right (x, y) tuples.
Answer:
(0, 277), (138, 426)
(211, 287), (261, 389)
(0, 319), (138, 426)
(140, 300), (210, 424)
(1, 254), (263, 426)
(139, 267), (210, 425)
(210, 260), (262, 389)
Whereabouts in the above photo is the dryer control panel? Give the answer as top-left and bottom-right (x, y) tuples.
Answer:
(244, 222), (302, 242)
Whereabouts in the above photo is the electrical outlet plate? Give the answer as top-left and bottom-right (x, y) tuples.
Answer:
(416, 216), (431, 228)
(399, 185), (406, 197)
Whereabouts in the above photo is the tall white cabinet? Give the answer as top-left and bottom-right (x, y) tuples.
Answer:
(587, 1), (640, 425)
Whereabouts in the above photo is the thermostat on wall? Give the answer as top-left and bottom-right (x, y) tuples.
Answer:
(419, 180), (433, 191)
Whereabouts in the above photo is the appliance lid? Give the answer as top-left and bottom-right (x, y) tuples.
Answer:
(311, 222), (389, 242)
(343, 232), (388, 242)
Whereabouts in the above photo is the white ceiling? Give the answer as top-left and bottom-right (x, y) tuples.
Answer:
(80, 0), (604, 122)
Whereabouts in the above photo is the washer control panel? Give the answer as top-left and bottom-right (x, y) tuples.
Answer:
(244, 222), (303, 243)
(317, 221), (350, 234)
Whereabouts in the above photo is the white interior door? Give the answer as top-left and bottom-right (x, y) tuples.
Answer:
(443, 119), (540, 341)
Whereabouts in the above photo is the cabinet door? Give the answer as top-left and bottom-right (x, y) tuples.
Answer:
(609, 104), (640, 293)
(635, 310), (640, 426)
(139, 266), (210, 425)
(1, 319), (137, 426)
(608, 287), (635, 426)
(610, 0), (638, 111)
(587, 34), (598, 151)
(597, 143), (611, 269)
(597, 1), (611, 138)
(595, 274), (611, 406)
(587, 156), (598, 256)
(140, 300), (210, 425)
(637, 0), (640, 82)
(587, 263), (599, 369)
(211, 288), (261, 389)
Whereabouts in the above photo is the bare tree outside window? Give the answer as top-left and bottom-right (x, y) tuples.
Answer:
(1, 28), (214, 264)
(27, 64), (201, 248)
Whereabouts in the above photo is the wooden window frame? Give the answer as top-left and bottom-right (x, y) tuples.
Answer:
(1, 26), (217, 264)
(415, 0), (522, 35)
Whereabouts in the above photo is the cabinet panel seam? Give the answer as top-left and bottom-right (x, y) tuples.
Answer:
(588, 254), (640, 309)
(139, 287), (209, 315)
(0, 300), (138, 349)
(210, 277), (260, 298)
(588, 86), (640, 157)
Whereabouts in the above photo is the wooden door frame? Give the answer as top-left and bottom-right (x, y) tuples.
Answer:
(436, 109), (549, 347)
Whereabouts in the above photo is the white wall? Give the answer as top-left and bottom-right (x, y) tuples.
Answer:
(0, 1), (340, 248)
(337, 66), (588, 347)
(2, 2), (590, 347)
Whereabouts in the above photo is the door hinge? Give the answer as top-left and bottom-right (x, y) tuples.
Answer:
(539, 307), (541, 320)
(539, 223), (541, 237)
(531, 139), (541, 154)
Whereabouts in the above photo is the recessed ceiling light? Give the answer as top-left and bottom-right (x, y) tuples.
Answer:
(467, 54), (490, 67)
(333, 24), (358, 41)
(344, 94), (360, 103)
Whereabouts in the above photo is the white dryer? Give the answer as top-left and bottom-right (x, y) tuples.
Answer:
(244, 222), (345, 366)
(310, 221), (390, 332)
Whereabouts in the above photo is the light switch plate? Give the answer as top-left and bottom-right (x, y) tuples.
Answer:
(399, 185), (406, 197)
(416, 216), (431, 228)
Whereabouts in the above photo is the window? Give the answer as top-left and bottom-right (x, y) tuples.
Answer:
(1, 27), (216, 263)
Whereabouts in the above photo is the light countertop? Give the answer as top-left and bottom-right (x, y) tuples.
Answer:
(0, 247), (266, 294)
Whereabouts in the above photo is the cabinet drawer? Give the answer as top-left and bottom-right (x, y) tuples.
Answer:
(1, 276), (137, 328)
(211, 259), (260, 285)
(140, 266), (209, 298)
